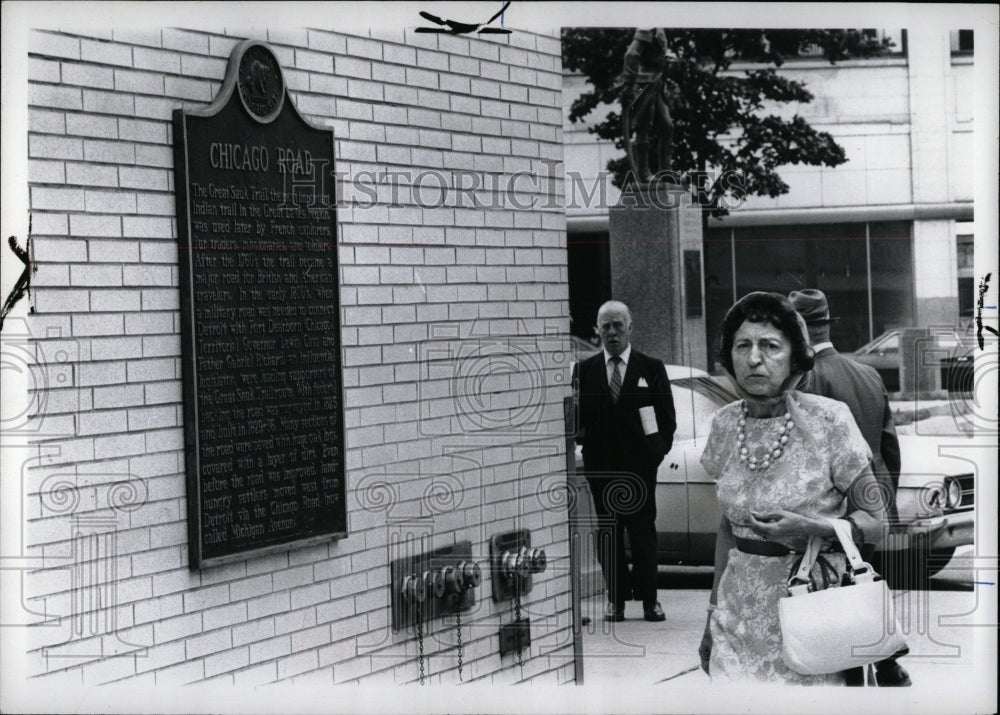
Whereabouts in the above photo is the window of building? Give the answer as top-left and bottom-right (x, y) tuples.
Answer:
(957, 229), (974, 323)
(958, 277), (975, 322)
(567, 231), (612, 342)
(951, 30), (974, 54)
(703, 221), (914, 363)
(796, 29), (907, 59)
(957, 234), (974, 271)
(570, 220), (921, 372)
(868, 221), (915, 337)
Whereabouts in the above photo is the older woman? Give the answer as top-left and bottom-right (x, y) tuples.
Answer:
(698, 292), (887, 684)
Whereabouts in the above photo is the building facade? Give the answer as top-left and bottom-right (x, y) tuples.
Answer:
(564, 28), (975, 368)
(6, 21), (578, 691)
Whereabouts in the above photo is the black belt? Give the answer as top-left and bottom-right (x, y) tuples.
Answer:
(735, 537), (844, 557)
(735, 537), (792, 557)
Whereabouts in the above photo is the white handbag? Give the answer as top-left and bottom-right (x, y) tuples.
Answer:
(778, 518), (907, 676)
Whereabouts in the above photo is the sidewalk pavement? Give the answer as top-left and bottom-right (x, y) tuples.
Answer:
(578, 580), (986, 700)
(579, 587), (709, 687)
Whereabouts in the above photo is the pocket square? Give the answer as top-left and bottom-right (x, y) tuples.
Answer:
(637, 377), (649, 388)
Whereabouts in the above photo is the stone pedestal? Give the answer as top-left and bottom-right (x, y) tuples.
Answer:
(899, 327), (941, 397)
(608, 183), (706, 369)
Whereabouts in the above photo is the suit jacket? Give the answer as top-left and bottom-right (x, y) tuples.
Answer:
(803, 346), (901, 518)
(574, 348), (676, 480)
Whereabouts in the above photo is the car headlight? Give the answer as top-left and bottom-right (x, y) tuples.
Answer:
(944, 478), (963, 510)
(925, 484), (945, 512)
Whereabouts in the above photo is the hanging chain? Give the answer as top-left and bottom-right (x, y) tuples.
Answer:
(416, 601), (425, 685)
(456, 603), (464, 681)
(514, 574), (524, 668)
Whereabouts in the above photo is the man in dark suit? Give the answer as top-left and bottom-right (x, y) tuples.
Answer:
(573, 301), (676, 622)
(790, 288), (911, 687)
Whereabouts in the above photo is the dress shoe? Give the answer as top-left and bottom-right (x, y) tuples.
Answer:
(643, 601), (666, 622)
(843, 666), (864, 686)
(604, 603), (625, 622)
(875, 659), (912, 686)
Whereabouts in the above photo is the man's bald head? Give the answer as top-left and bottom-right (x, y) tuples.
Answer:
(596, 301), (633, 357)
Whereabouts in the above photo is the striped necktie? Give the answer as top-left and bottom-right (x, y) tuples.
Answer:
(609, 356), (623, 403)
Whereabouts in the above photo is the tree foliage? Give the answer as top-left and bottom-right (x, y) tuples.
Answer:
(562, 28), (894, 217)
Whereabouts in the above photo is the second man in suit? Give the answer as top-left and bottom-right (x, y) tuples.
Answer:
(789, 288), (911, 687)
(575, 300), (676, 622)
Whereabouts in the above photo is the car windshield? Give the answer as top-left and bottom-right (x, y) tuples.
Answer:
(671, 377), (737, 443)
(880, 334), (899, 352)
(855, 327), (975, 359)
(861, 332), (899, 354)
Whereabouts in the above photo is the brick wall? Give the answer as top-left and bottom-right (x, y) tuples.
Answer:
(22, 24), (573, 686)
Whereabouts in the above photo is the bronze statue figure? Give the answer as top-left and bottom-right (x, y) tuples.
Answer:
(620, 28), (676, 183)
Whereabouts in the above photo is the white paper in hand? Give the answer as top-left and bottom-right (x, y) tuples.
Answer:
(639, 405), (658, 435)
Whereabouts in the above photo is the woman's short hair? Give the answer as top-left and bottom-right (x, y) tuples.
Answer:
(716, 291), (815, 375)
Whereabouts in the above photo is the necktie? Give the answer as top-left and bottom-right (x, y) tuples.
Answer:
(609, 356), (623, 403)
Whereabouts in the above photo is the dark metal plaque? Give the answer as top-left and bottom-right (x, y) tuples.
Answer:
(684, 249), (703, 318)
(172, 40), (345, 569)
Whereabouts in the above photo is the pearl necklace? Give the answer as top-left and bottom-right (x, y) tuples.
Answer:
(737, 401), (794, 471)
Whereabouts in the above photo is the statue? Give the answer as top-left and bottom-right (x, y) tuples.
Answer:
(620, 28), (676, 183)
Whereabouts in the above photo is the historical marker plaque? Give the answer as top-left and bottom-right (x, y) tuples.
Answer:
(173, 40), (345, 568)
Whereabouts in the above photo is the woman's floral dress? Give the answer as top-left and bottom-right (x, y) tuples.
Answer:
(700, 391), (872, 684)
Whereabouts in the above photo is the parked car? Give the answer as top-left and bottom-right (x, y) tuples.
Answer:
(573, 364), (976, 587)
(851, 326), (974, 393)
(940, 352), (974, 395)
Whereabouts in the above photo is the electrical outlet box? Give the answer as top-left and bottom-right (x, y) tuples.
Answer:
(390, 540), (478, 631)
(499, 617), (531, 657)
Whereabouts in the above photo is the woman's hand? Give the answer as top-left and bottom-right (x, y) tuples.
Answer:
(749, 510), (831, 542)
(698, 612), (712, 675)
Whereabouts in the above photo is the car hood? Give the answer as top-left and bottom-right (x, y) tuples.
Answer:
(897, 432), (987, 487)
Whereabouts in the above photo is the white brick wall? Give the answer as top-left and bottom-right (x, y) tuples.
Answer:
(23, 24), (572, 686)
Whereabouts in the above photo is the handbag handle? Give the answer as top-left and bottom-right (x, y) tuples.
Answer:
(788, 536), (823, 592)
(787, 518), (868, 593)
(826, 518), (866, 571)
(827, 517), (876, 581)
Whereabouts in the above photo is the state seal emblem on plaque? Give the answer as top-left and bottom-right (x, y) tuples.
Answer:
(237, 43), (284, 122)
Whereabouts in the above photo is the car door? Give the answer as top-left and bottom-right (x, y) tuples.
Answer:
(654, 376), (734, 565)
(854, 331), (901, 391)
(684, 377), (732, 564)
(654, 436), (689, 561)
